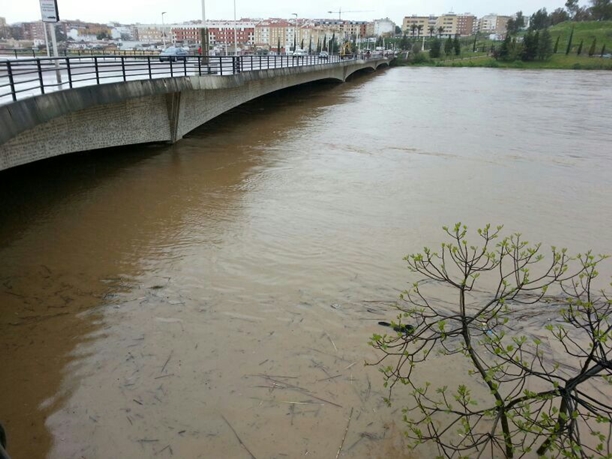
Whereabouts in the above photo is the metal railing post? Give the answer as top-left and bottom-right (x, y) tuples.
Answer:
(36, 59), (45, 94)
(94, 56), (100, 85)
(121, 56), (126, 82)
(13, 49), (17, 59)
(6, 61), (16, 102)
(66, 58), (73, 88)
(170, 59), (173, 78)
(197, 55), (202, 76)
(183, 58), (187, 76)
(147, 56), (152, 79)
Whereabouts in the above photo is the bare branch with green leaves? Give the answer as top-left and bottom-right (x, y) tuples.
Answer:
(369, 224), (612, 459)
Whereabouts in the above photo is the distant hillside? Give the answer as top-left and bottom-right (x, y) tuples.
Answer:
(549, 21), (612, 53)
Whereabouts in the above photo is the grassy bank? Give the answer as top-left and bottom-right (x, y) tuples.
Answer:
(391, 20), (612, 70)
(549, 21), (612, 53)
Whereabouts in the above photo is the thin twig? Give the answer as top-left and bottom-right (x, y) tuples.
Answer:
(161, 351), (173, 374)
(221, 414), (257, 459)
(335, 407), (354, 459)
(326, 332), (338, 352)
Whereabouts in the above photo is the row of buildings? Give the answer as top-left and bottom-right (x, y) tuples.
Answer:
(402, 13), (513, 38)
(137, 18), (395, 52)
(0, 13), (517, 53)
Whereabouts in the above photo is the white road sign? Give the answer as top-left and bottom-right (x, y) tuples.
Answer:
(40, 0), (60, 23)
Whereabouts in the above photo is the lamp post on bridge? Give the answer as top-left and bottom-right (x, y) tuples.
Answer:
(200, 0), (209, 61)
(291, 13), (297, 52)
(161, 12), (167, 48)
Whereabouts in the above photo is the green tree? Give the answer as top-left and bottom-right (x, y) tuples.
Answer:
(566, 0), (580, 18)
(506, 18), (517, 35)
(453, 35), (461, 56)
(498, 34), (512, 61)
(277, 37), (281, 53)
(577, 39), (584, 55)
(369, 224), (612, 459)
(394, 25), (401, 35)
(590, 0), (612, 20)
(437, 26), (444, 38)
(416, 24), (424, 38)
(444, 36), (453, 56)
(428, 26), (435, 38)
(522, 30), (539, 61)
(530, 8), (551, 30)
(550, 7), (570, 24)
(602, 43), (607, 57)
(400, 33), (410, 50)
(429, 38), (442, 58)
(410, 24), (417, 37)
(537, 29), (553, 60)
(565, 26), (574, 55)
(472, 34), (478, 52)
(588, 38), (597, 56)
(553, 35), (560, 53)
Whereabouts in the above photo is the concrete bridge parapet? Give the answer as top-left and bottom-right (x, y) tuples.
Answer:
(0, 58), (390, 172)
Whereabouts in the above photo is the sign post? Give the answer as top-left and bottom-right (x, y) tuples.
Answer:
(40, 0), (62, 84)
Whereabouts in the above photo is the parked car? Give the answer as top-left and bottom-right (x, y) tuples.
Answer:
(159, 47), (189, 62)
(292, 49), (307, 57)
(318, 51), (329, 59)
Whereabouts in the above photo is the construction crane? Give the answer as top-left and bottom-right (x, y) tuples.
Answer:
(327, 8), (373, 20)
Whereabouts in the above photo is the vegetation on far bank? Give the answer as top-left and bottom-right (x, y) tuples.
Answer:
(390, 20), (612, 71)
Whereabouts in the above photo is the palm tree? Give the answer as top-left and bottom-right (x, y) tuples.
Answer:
(417, 25), (424, 38)
(437, 26), (444, 38)
(429, 26), (435, 38)
(410, 24), (417, 37)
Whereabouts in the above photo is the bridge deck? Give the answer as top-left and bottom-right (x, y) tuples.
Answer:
(0, 54), (388, 106)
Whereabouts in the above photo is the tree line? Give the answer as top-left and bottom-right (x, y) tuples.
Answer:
(515, 0), (612, 32)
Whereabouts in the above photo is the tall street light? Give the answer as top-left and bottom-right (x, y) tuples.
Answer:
(161, 12), (167, 47)
(291, 13), (297, 52)
(201, 0), (209, 59)
(233, 0), (238, 55)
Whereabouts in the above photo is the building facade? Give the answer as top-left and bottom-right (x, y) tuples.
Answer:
(402, 15), (437, 36)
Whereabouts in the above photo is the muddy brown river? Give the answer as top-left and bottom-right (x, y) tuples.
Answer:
(1, 67), (612, 459)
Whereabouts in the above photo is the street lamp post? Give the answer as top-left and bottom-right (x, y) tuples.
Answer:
(291, 13), (297, 52)
(201, 0), (209, 60)
(233, 0), (238, 55)
(161, 12), (167, 48)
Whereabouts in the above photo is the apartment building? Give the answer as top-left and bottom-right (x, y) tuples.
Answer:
(371, 18), (394, 36)
(171, 20), (255, 46)
(456, 14), (476, 36)
(478, 14), (511, 35)
(402, 15), (437, 35)
(135, 24), (164, 43)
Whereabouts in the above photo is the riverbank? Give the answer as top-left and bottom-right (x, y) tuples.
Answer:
(392, 53), (612, 70)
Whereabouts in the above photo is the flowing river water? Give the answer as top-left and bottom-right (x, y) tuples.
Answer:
(1, 67), (612, 459)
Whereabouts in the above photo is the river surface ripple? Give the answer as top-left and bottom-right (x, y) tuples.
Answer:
(1, 67), (611, 459)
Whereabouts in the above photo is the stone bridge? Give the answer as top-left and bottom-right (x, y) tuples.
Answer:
(0, 58), (390, 172)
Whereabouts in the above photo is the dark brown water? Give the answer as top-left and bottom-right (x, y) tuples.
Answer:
(1, 68), (612, 459)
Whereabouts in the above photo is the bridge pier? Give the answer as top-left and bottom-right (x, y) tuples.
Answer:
(165, 92), (182, 144)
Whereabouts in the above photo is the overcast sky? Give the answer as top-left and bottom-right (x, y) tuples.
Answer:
(1, 0), (578, 25)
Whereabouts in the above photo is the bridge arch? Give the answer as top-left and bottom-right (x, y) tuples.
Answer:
(0, 58), (389, 172)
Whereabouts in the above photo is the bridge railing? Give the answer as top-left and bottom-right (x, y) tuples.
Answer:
(0, 53), (368, 105)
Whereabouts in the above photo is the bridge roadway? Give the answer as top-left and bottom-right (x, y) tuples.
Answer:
(0, 54), (391, 172)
